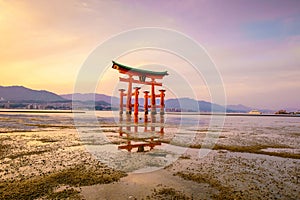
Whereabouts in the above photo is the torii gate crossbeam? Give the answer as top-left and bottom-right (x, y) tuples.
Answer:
(112, 61), (168, 115)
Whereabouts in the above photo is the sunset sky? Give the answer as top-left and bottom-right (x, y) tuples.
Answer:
(0, 0), (299, 109)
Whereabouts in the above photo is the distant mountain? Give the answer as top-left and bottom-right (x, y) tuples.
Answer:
(62, 92), (290, 113)
(0, 86), (65, 102)
(165, 98), (198, 112)
(61, 94), (243, 113)
(1, 86), (288, 113)
(60, 93), (119, 104)
(283, 107), (300, 112)
(227, 104), (277, 113)
(165, 98), (227, 112)
(198, 100), (228, 112)
(226, 104), (252, 112)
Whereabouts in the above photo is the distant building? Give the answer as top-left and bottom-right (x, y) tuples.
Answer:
(275, 110), (289, 114)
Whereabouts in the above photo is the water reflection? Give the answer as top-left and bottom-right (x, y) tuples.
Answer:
(118, 114), (164, 152)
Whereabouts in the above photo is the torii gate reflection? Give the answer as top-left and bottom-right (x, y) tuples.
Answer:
(117, 114), (165, 152)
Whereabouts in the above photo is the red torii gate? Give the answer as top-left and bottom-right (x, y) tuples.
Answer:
(112, 61), (168, 115)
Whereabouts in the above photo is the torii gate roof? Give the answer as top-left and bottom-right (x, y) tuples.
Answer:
(112, 61), (168, 78)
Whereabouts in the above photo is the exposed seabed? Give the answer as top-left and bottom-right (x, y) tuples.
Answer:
(0, 112), (299, 199)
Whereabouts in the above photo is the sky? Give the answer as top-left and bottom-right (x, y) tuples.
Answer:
(0, 0), (299, 109)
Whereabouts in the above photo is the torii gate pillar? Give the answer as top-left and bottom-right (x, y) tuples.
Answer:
(151, 78), (156, 115)
(144, 91), (149, 115)
(112, 61), (168, 116)
(133, 87), (140, 116)
(159, 89), (166, 115)
(126, 75), (133, 115)
(119, 89), (125, 114)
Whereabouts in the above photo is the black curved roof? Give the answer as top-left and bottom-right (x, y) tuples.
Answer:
(112, 61), (168, 76)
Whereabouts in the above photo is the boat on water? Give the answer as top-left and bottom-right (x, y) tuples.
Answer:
(248, 110), (262, 114)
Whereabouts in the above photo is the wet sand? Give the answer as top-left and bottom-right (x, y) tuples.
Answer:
(0, 113), (299, 199)
(80, 148), (299, 200)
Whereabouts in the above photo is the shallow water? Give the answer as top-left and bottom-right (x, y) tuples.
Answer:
(1, 110), (299, 172)
(1, 110), (299, 199)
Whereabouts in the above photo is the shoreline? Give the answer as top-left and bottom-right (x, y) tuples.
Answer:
(0, 109), (299, 117)
(0, 109), (85, 114)
(167, 112), (300, 117)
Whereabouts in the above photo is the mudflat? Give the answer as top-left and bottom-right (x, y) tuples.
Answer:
(0, 112), (299, 199)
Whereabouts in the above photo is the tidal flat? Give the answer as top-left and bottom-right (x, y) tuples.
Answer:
(0, 111), (299, 199)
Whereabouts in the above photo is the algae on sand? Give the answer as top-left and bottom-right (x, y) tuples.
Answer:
(146, 185), (192, 200)
(0, 164), (127, 199)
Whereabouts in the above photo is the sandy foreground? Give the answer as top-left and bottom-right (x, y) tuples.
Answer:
(0, 113), (299, 199)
